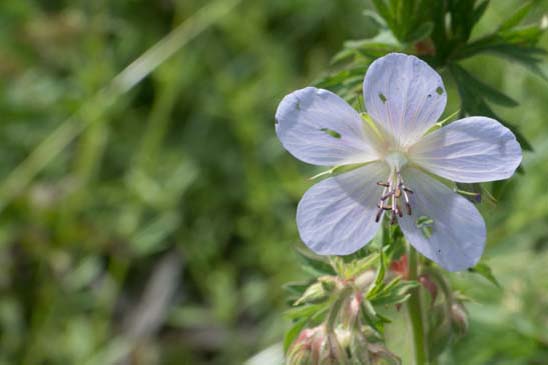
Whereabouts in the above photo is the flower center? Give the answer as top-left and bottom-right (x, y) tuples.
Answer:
(375, 168), (414, 224)
(384, 151), (408, 171)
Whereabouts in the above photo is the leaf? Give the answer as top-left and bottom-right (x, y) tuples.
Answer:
(371, 0), (393, 29)
(471, 0), (490, 28)
(450, 64), (518, 107)
(296, 250), (336, 276)
(285, 302), (328, 320)
(499, 1), (534, 31)
(283, 317), (308, 352)
(367, 249), (386, 298)
(283, 281), (313, 297)
(406, 21), (434, 43)
(468, 262), (501, 288)
(370, 280), (419, 306)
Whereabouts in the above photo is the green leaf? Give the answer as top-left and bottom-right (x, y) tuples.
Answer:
(283, 317), (308, 352)
(450, 64), (518, 107)
(406, 21), (434, 43)
(468, 262), (501, 288)
(372, 0), (393, 29)
(296, 250), (336, 276)
(499, 2), (534, 31)
(283, 281), (314, 297)
(367, 249), (386, 298)
(472, 0), (490, 27)
(285, 303), (328, 320)
(370, 280), (419, 306)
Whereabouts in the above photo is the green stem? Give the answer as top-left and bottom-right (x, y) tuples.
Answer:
(325, 286), (352, 333)
(407, 244), (428, 365)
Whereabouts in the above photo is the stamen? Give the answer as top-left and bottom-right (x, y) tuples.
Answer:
(374, 170), (415, 222)
(375, 208), (383, 223)
(406, 202), (412, 216)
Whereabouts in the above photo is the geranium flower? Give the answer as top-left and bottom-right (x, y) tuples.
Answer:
(275, 53), (522, 271)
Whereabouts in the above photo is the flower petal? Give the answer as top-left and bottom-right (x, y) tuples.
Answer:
(275, 87), (381, 166)
(296, 162), (389, 255)
(398, 168), (486, 271)
(410, 117), (522, 183)
(363, 53), (447, 147)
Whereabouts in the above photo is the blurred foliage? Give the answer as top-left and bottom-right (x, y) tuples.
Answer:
(0, 1), (545, 365)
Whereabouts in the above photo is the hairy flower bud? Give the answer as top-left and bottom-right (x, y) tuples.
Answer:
(287, 327), (324, 365)
(368, 343), (401, 365)
(355, 269), (376, 291)
(419, 273), (438, 304)
(319, 331), (348, 365)
(295, 277), (337, 305)
(450, 302), (469, 336)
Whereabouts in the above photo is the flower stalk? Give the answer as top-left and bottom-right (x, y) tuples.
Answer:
(406, 243), (428, 365)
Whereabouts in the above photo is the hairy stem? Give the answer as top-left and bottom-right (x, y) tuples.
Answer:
(407, 244), (428, 365)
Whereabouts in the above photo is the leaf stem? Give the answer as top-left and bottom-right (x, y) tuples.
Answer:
(406, 244), (428, 365)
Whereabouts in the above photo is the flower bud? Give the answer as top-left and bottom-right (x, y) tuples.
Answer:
(450, 302), (469, 336)
(419, 274), (438, 304)
(295, 278), (335, 305)
(340, 292), (362, 328)
(286, 327), (324, 365)
(349, 330), (373, 365)
(427, 303), (452, 359)
(319, 331), (348, 365)
(355, 270), (376, 291)
(368, 343), (401, 365)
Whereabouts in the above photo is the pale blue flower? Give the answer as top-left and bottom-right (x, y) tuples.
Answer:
(275, 53), (522, 271)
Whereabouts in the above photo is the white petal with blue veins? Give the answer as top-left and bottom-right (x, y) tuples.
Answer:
(410, 117), (522, 183)
(296, 162), (389, 255)
(363, 53), (447, 147)
(398, 168), (486, 271)
(275, 87), (381, 166)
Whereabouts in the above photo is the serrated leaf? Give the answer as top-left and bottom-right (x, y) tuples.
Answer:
(468, 262), (501, 288)
(499, 2), (534, 31)
(450, 64), (518, 107)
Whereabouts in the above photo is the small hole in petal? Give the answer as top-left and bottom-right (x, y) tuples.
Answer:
(436, 87), (444, 95)
(427, 94), (432, 98)
(379, 93), (387, 103)
(416, 216), (434, 238)
(320, 128), (342, 139)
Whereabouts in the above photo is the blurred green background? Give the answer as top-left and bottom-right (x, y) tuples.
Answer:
(0, 0), (546, 364)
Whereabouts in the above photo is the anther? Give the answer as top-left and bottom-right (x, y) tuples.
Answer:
(375, 208), (383, 223)
(375, 170), (415, 223)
